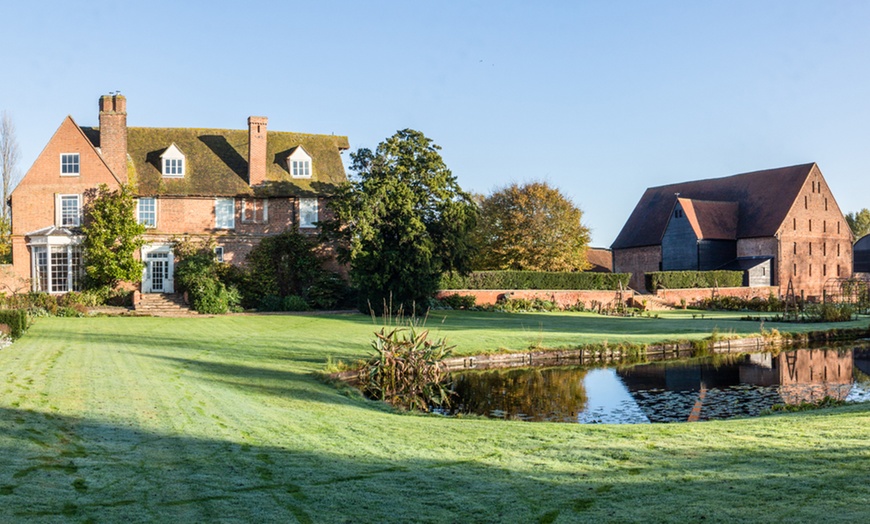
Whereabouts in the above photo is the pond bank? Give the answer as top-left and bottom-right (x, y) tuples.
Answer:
(442, 325), (870, 371)
(330, 323), (870, 381)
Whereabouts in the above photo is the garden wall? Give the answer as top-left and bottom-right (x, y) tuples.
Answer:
(654, 286), (778, 306)
(436, 289), (628, 309)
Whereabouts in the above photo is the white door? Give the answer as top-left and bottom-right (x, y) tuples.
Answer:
(144, 250), (174, 293)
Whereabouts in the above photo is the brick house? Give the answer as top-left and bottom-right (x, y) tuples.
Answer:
(611, 163), (853, 299)
(5, 94), (349, 295)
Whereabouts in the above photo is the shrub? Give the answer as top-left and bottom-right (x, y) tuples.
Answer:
(439, 271), (630, 291)
(645, 271), (743, 292)
(282, 295), (309, 312)
(439, 294), (477, 310)
(242, 228), (336, 310)
(360, 327), (453, 411)
(306, 274), (352, 310)
(258, 295), (283, 312)
(175, 252), (239, 314)
(0, 309), (28, 339)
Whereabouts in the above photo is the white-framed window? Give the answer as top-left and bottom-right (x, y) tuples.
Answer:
(286, 146), (313, 178)
(241, 198), (268, 224)
(56, 194), (82, 227)
(137, 197), (157, 228)
(214, 246), (224, 263)
(299, 198), (318, 228)
(161, 143), (185, 178)
(32, 245), (83, 293)
(61, 153), (80, 176)
(164, 158), (184, 176)
(292, 160), (311, 178)
(215, 198), (235, 229)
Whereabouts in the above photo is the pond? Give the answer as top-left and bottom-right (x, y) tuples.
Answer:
(444, 345), (870, 423)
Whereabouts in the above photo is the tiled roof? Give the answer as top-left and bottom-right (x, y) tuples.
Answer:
(677, 198), (738, 240)
(612, 163), (816, 249)
(586, 247), (613, 272)
(81, 127), (349, 197)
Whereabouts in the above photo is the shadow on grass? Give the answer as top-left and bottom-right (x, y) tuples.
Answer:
(1, 404), (870, 523)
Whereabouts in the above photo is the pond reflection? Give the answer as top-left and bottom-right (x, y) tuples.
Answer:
(447, 346), (870, 424)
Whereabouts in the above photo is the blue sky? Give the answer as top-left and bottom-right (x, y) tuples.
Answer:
(2, 1), (869, 246)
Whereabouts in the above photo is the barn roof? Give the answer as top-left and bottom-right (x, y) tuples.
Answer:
(612, 163), (816, 250)
(676, 198), (738, 241)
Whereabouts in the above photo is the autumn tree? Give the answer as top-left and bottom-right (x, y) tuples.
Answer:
(846, 208), (870, 241)
(323, 129), (478, 314)
(472, 181), (591, 271)
(81, 184), (146, 288)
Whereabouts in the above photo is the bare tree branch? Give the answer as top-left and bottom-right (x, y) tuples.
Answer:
(0, 111), (20, 220)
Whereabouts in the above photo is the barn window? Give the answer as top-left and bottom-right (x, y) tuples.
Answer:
(837, 265), (841, 276)
(809, 264), (812, 276)
(837, 244), (841, 257)
(823, 220), (827, 233)
(809, 219), (812, 232)
(793, 242), (797, 255)
(793, 218), (797, 231)
(823, 243), (826, 256)
(838, 222), (841, 234)
(809, 243), (812, 256)
(825, 198), (828, 211)
(823, 264), (827, 276)
(804, 195), (808, 209)
(793, 263), (797, 276)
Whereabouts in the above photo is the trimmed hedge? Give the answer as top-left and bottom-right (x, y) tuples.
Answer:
(645, 270), (743, 292)
(439, 271), (631, 291)
(0, 309), (28, 339)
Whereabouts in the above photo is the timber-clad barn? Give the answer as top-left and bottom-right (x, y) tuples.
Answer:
(611, 163), (853, 299)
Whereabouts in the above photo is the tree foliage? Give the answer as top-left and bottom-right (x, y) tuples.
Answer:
(323, 129), (478, 314)
(81, 184), (146, 288)
(243, 228), (348, 310)
(846, 208), (870, 241)
(472, 181), (591, 271)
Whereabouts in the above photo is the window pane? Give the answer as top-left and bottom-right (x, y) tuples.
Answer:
(300, 198), (318, 228)
(50, 247), (69, 293)
(61, 195), (80, 227)
(216, 198), (235, 229)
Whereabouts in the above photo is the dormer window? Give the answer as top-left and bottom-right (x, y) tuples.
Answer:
(286, 146), (312, 178)
(161, 143), (185, 178)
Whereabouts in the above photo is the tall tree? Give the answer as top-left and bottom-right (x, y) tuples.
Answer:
(845, 208), (870, 241)
(323, 129), (478, 314)
(81, 184), (146, 288)
(0, 111), (19, 220)
(472, 181), (591, 271)
(0, 111), (18, 262)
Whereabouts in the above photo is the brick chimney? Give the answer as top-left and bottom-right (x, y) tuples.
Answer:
(98, 94), (128, 183)
(248, 116), (268, 186)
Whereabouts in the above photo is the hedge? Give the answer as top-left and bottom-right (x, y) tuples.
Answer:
(645, 270), (743, 292)
(0, 309), (29, 340)
(439, 271), (631, 291)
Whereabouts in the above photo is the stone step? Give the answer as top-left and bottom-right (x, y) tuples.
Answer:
(135, 293), (193, 314)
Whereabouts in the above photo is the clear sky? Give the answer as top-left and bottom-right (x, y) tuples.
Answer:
(2, 1), (869, 246)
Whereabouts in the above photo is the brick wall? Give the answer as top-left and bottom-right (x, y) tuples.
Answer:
(654, 286), (778, 306)
(776, 165), (852, 299)
(2, 116), (122, 291)
(612, 245), (661, 291)
(436, 289), (629, 309)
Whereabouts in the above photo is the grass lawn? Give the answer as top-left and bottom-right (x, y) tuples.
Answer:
(1, 312), (869, 522)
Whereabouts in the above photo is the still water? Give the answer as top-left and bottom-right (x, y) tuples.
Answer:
(446, 345), (870, 423)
